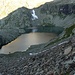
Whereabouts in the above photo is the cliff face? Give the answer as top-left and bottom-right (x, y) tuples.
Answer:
(0, 1), (75, 75)
(0, 0), (75, 48)
(0, 7), (31, 48)
(0, 0), (53, 19)
(54, 0), (75, 3)
(34, 1), (75, 28)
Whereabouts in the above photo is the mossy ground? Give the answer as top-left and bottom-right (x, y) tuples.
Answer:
(44, 24), (75, 48)
(62, 24), (75, 38)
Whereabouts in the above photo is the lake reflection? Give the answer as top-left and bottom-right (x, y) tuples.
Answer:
(0, 33), (57, 54)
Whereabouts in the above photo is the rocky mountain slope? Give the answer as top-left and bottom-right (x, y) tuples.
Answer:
(0, 7), (31, 48)
(0, 0), (75, 48)
(55, 0), (75, 4)
(0, 0), (75, 75)
(0, 34), (75, 75)
(0, 0), (53, 19)
(35, 1), (75, 28)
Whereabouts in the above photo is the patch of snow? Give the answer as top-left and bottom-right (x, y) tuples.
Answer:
(51, 46), (57, 49)
(29, 52), (38, 56)
(42, 49), (48, 52)
(50, 41), (68, 49)
(29, 51), (43, 56)
(58, 41), (68, 45)
(31, 9), (38, 20)
(29, 53), (33, 55)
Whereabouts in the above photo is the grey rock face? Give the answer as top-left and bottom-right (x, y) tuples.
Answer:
(0, 35), (5, 49)
(0, 7), (31, 47)
(0, 1), (75, 48)
(0, 35), (75, 75)
(34, 2), (75, 27)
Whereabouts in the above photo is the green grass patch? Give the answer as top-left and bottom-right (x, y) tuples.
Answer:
(44, 37), (62, 48)
(44, 24), (75, 48)
(62, 24), (75, 39)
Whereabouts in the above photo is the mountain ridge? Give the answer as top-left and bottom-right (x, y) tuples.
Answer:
(0, 0), (53, 19)
(0, 0), (75, 49)
(0, 1), (75, 74)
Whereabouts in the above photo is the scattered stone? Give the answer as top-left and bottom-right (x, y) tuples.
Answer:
(0, 31), (75, 75)
(64, 46), (72, 55)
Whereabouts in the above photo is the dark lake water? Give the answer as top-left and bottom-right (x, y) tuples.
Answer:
(0, 32), (57, 54)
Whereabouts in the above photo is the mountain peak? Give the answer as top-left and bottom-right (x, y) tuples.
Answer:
(0, 0), (53, 19)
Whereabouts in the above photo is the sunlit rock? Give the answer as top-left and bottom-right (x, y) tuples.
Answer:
(0, 0), (53, 19)
(31, 10), (38, 20)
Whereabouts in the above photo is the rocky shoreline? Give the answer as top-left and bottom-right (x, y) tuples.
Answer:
(0, 1), (75, 75)
(0, 35), (75, 75)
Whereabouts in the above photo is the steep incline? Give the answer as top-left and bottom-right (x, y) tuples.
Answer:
(0, 7), (31, 48)
(0, 0), (75, 49)
(34, 1), (75, 27)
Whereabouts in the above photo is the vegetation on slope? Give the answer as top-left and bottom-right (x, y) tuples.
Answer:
(45, 24), (75, 47)
(62, 24), (75, 38)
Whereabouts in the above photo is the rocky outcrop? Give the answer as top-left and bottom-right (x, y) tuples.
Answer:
(0, 0), (54, 19)
(0, 7), (31, 48)
(34, 1), (75, 27)
(0, 1), (75, 75)
(0, 0), (75, 48)
(0, 35), (5, 49)
(0, 34), (75, 75)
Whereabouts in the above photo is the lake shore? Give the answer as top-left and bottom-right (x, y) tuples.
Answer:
(0, 35), (75, 75)
(0, 32), (57, 54)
